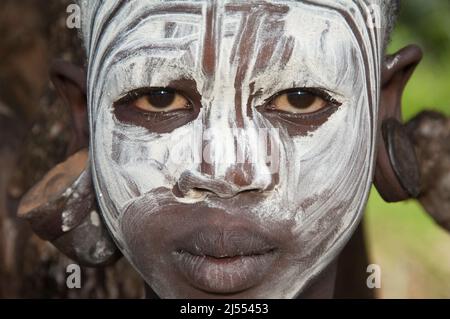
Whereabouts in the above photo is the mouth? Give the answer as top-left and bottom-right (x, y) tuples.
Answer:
(172, 225), (279, 294)
(121, 194), (290, 297)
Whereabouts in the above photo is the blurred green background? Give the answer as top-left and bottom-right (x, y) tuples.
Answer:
(365, 0), (450, 298)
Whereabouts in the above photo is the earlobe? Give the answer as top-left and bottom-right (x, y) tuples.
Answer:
(18, 63), (121, 266)
(382, 45), (423, 86)
(50, 60), (89, 155)
(18, 149), (121, 267)
(379, 44), (423, 120)
(374, 45), (423, 202)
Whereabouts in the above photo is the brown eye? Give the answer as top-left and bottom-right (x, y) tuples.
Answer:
(269, 90), (329, 114)
(129, 89), (191, 113)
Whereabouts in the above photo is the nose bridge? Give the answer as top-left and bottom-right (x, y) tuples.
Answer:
(201, 100), (237, 177)
(198, 102), (275, 191)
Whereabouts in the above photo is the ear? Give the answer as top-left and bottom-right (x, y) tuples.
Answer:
(379, 45), (423, 120)
(374, 45), (423, 202)
(18, 149), (121, 267)
(50, 60), (88, 155)
(18, 62), (122, 266)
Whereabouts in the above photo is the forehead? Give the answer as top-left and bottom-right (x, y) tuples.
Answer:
(108, 4), (350, 84)
(83, 0), (383, 52)
(87, 0), (374, 61)
(85, 0), (383, 116)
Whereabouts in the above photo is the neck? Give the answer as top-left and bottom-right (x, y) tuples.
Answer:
(296, 260), (338, 299)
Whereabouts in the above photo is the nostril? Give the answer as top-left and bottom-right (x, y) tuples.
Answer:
(175, 171), (205, 196)
(172, 183), (208, 202)
(240, 187), (263, 194)
(192, 187), (214, 195)
(191, 186), (261, 199)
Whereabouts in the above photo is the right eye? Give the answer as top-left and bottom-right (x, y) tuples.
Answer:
(118, 88), (192, 113)
(113, 87), (200, 133)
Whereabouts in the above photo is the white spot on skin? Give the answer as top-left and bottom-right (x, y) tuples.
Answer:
(61, 210), (74, 232)
(90, 210), (101, 227)
(93, 239), (109, 259)
(62, 187), (73, 198)
(175, 189), (208, 204)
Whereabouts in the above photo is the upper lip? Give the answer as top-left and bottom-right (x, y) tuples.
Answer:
(174, 225), (277, 258)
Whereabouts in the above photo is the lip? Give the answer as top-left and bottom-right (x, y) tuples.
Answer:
(172, 225), (279, 294)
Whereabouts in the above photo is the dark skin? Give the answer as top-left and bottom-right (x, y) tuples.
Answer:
(375, 45), (423, 202)
(48, 44), (422, 298)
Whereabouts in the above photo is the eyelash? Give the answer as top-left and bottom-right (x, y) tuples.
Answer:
(115, 87), (193, 109)
(265, 87), (341, 108)
(115, 86), (342, 117)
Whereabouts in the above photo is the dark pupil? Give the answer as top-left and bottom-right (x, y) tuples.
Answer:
(147, 90), (175, 108)
(286, 91), (316, 109)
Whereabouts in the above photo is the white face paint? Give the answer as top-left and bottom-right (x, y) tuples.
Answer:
(80, 0), (386, 298)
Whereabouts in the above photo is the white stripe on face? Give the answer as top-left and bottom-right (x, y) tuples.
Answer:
(83, 0), (384, 298)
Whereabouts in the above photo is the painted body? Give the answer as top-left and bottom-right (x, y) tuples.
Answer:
(78, 0), (386, 298)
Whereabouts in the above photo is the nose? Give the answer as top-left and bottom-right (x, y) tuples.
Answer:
(175, 168), (273, 199)
(176, 89), (280, 199)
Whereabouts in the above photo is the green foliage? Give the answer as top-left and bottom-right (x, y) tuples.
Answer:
(388, 0), (450, 118)
(366, 1), (450, 297)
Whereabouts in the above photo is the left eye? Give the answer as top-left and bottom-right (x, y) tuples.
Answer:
(126, 89), (191, 112)
(267, 89), (332, 114)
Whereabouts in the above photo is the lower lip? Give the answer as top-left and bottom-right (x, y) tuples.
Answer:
(173, 250), (278, 294)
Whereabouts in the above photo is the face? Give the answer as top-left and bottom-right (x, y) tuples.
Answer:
(83, 0), (385, 298)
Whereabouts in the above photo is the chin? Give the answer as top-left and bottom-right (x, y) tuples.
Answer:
(114, 199), (342, 299)
(116, 197), (300, 297)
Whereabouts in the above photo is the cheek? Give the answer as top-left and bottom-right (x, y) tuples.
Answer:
(94, 112), (201, 208)
(281, 101), (372, 219)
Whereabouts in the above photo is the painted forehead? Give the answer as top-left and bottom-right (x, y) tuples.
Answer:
(83, 0), (383, 111)
(81, 0), (385, 56)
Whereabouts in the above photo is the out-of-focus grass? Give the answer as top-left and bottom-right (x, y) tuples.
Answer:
(366, 191), (450, 298)
(365, 2), (450, 298)
(389, 25), (450, 119)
